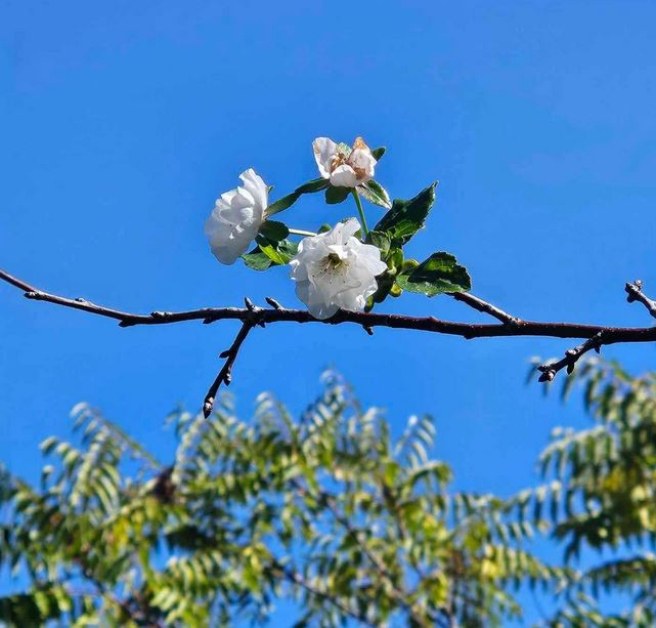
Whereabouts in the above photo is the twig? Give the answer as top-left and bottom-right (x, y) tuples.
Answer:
(537, 332), (606, 382)
(271, 560), (376, 627)
(448, 291), (522, 325)
(625, 281), (656, 320)
(203, 318), (257, 418)
(292, 481), (414, 614)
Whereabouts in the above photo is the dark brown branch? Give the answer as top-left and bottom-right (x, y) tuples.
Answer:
(3, 268), (656, 342)
(625, 281), (656, 320)
(537, 332), (606, 382)
(203, 302), (262, 417)
(4, 268), (656, 396)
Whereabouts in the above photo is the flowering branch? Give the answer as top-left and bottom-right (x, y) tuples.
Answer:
(3, 267), (656, 414)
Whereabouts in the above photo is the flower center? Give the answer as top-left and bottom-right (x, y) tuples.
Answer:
(323, 252), (347, 271)
(329, 153), (348, 172)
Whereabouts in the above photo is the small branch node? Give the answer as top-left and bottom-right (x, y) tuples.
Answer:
(363, 325), (374, 336)
(265, 296), (283, 310)
(625, 280), (656, 320)
(151, 311), (171, 319)
(202, 398), (214, 419)
(538, 331), (607, 383)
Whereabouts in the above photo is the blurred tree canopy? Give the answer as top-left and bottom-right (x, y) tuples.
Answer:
(1, 362), (656, 627)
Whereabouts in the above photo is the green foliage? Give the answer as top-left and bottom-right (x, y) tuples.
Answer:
(373, 184), (437, 246)
(359, 179), (392, 209)
(0, 375), (557, 627)
(8, 358), (656, 625)
(397, 252), (472, 296)
(265, 178), (329, 216)
(524, 357), (656, 625)
(324, 186), (351, 205)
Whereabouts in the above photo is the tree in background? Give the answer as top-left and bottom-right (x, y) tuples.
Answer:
(2, 359), (656, 626)
(0, 370), (560, 627)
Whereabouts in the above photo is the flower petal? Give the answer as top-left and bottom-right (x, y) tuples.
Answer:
(329, 164), (358, 188)
(289, 220), (386, 318)
(312, 137), (338, 179)
(348, 146), (376, 183)
(239, 168), (268, 214)
(205, 169), (268, 265)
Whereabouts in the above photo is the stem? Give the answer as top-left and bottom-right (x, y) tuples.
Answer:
(288, 228), (317, 238)
(351, 189), (369, 237)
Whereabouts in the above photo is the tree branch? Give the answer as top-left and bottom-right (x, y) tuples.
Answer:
(537, 332), (606, 382)
(3, 268), (656, 402)
(270, 560), (376, 627)
(625, 280), (656, 320)
(203, 311), (259, 418)
(448, 291), (521, 325)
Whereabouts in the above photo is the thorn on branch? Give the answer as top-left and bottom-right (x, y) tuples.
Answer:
(625, 280), (656, 320)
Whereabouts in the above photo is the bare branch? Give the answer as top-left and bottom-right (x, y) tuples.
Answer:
(448, 291), (522, 325)
(203, 308), (262, 418)
(537, 332), (606, 382)
(625, 281), (656, 320)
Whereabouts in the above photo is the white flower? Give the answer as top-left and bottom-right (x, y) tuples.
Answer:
(290, 218), (388, 319)
(204, 168), (268, 265)
(313, 137), (376, 188)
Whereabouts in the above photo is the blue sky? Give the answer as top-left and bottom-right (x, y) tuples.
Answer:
(1, 0), (656, 619)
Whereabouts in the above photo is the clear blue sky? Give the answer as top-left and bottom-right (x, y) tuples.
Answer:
(1, 0), (656, 617)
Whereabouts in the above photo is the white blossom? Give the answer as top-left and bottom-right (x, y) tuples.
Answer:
(204, 169), (269, 265)
(312, 137), (376, 188)
(290, 218), (388, 319)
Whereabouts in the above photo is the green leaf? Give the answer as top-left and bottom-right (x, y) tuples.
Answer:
(259, 220), (289, 243)
(396, 252), (471, 296)
(365, 272), (396, 311)
(296, 178), (329, 194)
(256, 236), (298, 265)
(325, 186), (351, 205)
(374, 183), (437, 244)
(359, 179), (392, 209)
(242, 247), (273, 271)
(366, 231), (391, 257)
(371, 146), (386, 161)
(265, 178), (329, 216)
